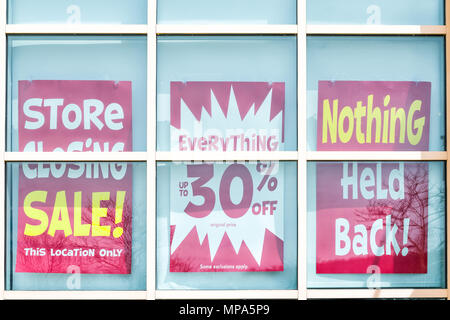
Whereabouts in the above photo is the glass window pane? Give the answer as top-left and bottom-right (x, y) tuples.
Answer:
(157, 0), (296, 25)
(307, 36), (445, 151)
(307, 161), (446, 288)
(7, 36), (147, 152)
(307, 0), (444, 25)
(156, 161), (297, 289)
(5, 162), (147, 290)
(8, 0), (147, 24)
(157, 36), (297, 152)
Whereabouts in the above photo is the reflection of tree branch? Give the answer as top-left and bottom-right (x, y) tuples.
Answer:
(19, 194), (133, 274)
(353, 163), (443, 263)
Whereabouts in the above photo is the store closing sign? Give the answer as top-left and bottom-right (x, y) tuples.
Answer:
(316, 162), (429, 274)
(15, 80), (133, 274)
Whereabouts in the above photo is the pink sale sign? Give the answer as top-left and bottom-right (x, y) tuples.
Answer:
(315, 162), (429, 274)
(15, 80), (133, 274)
(317, 81), (431, 151)
(169, 162), (284, 272)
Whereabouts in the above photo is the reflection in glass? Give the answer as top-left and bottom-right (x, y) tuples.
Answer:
(307, 36), (445, 151)
(157, 36), (297, 151)
(156, 161), (298, 289)
(8, 0), (147, 24)
(307, 0), (444, 25)
(157, 0), (296, 25)
(7, 36), (147, 152)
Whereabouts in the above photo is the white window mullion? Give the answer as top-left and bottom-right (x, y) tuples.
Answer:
(297, 0), (307, 301)
(147, 0), (157, 301)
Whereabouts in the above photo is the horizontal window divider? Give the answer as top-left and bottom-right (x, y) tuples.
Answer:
(5, 24), (148, 35)
(156, 24), (298, 35)
(3, 290), (148, 300)
(4, 151), (148, 162)
(155, 151), (299, 161)
(307, 289), (448, 299)
(306, 151), (448, 161)
(306, 24), (446, 35)
(155, 290), (298, 300)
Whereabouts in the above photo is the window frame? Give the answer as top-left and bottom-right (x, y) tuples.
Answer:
(0, 0), (448, 300)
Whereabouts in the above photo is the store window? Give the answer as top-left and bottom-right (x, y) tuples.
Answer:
(307, 0), (444, 25)
(157, 0), (297, 25)
(5, 161), (147, 290)
(156, 35), (297, 152)
(307, 36), (445, 152)
(7, 35), (147, 152)
(7, 0), (148, 24)
(307, 161), (446, 288)
(156, 161), (297, 289)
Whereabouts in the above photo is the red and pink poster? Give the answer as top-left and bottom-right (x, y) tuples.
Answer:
(168, 81), (286, 272)
(169, 162), (284, 272)
(316, 162), (429, 274)
(170, 81), (285, 152)
(15, 80), (133, 274)
(317, 81), (431, 151)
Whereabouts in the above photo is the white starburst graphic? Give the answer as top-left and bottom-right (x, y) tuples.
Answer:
(170, 85), (284, 152)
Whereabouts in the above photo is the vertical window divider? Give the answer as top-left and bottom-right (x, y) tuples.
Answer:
(147, 0), (157, 300)
(0, 0), (6, 300)
(297, 0), (307, 300)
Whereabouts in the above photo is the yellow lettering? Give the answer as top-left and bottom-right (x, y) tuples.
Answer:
(366, 94), (381, 143)
(354, 101), (366, 143)
(73, 191), (90, 236)
(322, 99), (338, 143)
(389, 107), (406, 143)
(48, 191), (72, 237)
(407, 100), (425, 146)
(338, 106), (354, 143)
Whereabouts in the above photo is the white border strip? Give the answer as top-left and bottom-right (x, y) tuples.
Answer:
(5, 24), (443, 36)
(5, 151), (446, 162)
